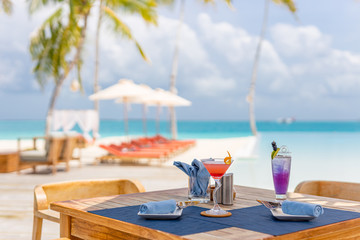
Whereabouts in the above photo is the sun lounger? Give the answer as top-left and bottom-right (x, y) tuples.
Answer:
(97, 135), (196, 164)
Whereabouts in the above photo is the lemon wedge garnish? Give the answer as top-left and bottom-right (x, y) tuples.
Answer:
(224, 151), (232, 164)
(271, 148), (280, 159)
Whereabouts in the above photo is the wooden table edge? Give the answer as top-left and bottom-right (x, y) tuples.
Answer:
(50, 186), (360, 240)
(51, 200), (189, 240)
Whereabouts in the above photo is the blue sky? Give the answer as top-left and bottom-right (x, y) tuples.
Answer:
(1, 0), (360, 121)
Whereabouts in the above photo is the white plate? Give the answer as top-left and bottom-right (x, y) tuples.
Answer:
(270, 208), (316, 221)
(138, 207), (183, 220)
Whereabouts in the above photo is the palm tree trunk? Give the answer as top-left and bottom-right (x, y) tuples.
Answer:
(93, 0), (103, 125)
(45, 13), (89, 136)
(248, 0), (270, 136)
(169, 0), (185, 140)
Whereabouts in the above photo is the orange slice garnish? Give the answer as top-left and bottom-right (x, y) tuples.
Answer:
(224, 151), (232, 164)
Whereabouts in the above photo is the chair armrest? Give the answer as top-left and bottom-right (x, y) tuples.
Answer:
(34, 184), (49, 211)
(18, 136), (46, 151)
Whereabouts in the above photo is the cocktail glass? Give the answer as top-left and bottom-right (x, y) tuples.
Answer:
(201, 158), (233, 217)
(272, 147), (291, 201)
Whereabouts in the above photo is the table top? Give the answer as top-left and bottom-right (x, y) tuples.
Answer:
(51, 185), (360, 240)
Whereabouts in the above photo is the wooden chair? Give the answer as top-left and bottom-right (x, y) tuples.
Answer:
(32, 178), (145, 240)
(58, 135), (78, 171)
(18, 136), (65, 174)
(294, 180), (360, 201)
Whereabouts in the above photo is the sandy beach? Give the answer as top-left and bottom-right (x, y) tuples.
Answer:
(0, 136), (256, 239)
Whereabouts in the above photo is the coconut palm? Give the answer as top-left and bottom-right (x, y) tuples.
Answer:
(168, 0), (233, 139)
(29, 0), (92, 135)
(0, 0), (12, 15)
(30, 0), (158, 136)
(247, 0), (296, 136)
(92, 0), (158, 126)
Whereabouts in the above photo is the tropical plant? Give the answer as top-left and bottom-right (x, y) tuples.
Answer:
(30, 0), (158, 136)
(247, 0), (296, 136)
(92, 0), (158, 119)
(0, 0), (12, 15)
(168, 0), (233, 139)
(29, 0), (92, 135)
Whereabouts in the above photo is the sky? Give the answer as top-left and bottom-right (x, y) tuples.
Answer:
(1, 0), (360, 121)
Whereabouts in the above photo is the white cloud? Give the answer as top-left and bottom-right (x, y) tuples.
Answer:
(85, 13), (235, 97)
(2, 2), (360, 120)
(265, 24), (360, 100)
(197, 13), (289, 83)
(270, 23), (331, 58)
(193, 76), (236, 96)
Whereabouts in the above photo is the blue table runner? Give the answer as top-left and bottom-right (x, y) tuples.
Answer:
(89, 205), (360, 236)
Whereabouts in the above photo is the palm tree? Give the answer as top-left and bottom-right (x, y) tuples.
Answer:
(168, 0), (233, 139)
(92, 0), (158, 136)
(29, 0), (92, 135)
(0, 0), (12, 15)
(247, 0), (296, 136)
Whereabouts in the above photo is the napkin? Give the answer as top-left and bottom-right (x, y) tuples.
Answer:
(139, 199), (177, 214)
(173, 159), (210, 196)
(281, 200), (324, 217)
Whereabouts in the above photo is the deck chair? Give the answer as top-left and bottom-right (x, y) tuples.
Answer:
(294, 180), (360, 201)
(32, 178), (145, 240)
(58, 135), (79, 171)
(18, 136), (65, 174)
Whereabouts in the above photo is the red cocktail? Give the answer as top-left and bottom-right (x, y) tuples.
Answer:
(201, 158), (233, 217)
(202, 161), (231, 179)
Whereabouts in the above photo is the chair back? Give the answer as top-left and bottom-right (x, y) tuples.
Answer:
(61, 136), (78, 161)
(46, 137), (65, 163)
(34, 179), (145, 211)
(294, 180), (360, 201)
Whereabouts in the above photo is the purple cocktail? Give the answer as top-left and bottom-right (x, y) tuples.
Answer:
(271, 146), (291, 200)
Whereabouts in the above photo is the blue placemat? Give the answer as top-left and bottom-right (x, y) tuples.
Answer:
(89, 205), (360, 236)
(90, 205), (225, 236)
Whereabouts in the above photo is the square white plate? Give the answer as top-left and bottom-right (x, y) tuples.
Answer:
(138, 207), (183, 220)
(270, 208), (316, 221)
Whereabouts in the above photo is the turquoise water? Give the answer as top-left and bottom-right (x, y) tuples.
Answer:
(2, 120), (360, 190)
(1, 120), (360, 139)
(231, 131), (360, 191)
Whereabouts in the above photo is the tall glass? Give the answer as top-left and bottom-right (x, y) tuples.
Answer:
(201, 158), (233, 217)
(271, 147), (291, 201)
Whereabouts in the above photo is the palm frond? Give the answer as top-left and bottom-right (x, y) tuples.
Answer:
(105, 0), (158, 25)
(103, 5), (150, 62)
(29, 0), (63, 14)
(272, 0), (296, 13)
(29, 4), (84, 88)
(1, 0), (12, 15)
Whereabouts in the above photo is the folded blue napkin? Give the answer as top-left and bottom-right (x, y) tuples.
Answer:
(173, 159), (210, 196)
(139, 199), (177, 214)
(282, 200), (324, 217)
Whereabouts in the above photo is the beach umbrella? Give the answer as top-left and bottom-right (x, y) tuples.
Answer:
(114, 84), (155, 136)
(89, 79), (155, 136)
(131, 88), (191, 138)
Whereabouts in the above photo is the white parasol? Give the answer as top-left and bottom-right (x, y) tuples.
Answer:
(123, 88), (191, 138)
(89, 79), (155, 136)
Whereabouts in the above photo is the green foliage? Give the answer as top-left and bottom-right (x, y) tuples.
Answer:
(105, 0), (158, 24)
(200, 0), (233, 7)
(101, 0), (159, 62)
(1, 0), (13, 15)
(272, 0), (296, 13)
(29, 0), (87, 88)
(103, 6), (150, 62)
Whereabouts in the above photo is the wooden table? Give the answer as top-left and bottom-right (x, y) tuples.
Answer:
(0, 151), (19, 173)
(51, 185), (360, 240)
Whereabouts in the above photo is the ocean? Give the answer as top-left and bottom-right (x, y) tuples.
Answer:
(1, 119), (360, 139)
(2, 120), (360, 191)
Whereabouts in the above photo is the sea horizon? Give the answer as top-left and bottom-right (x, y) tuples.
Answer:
(1, 119), (360, 140)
